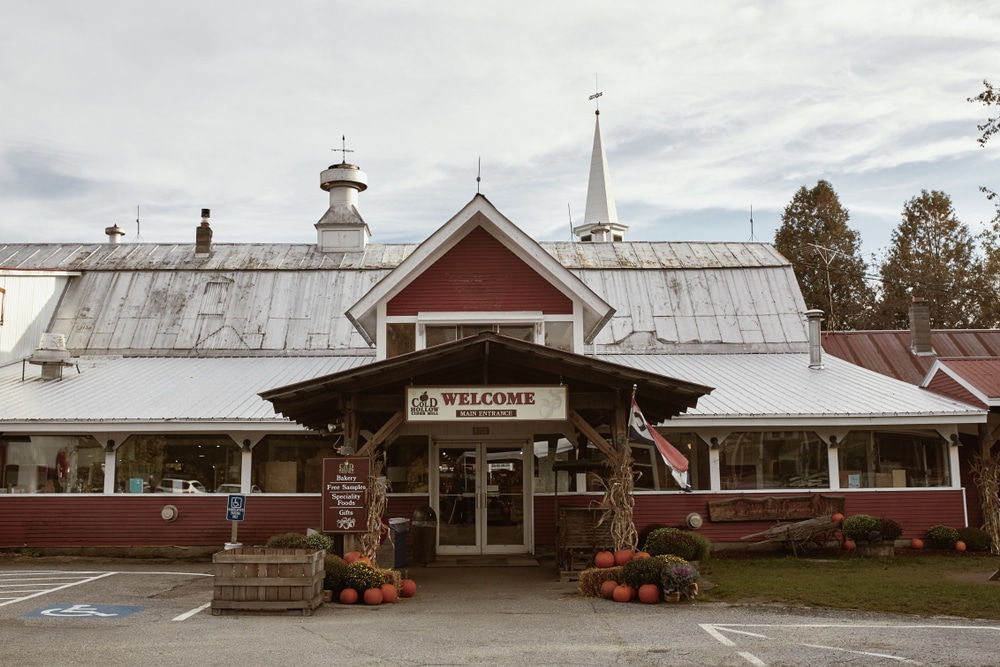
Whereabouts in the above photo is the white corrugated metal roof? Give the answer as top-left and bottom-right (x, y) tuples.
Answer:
(0, 352), (983, 428)
(599, 353), (986, 425)
(1, 241), (788, 272)
(0, 356), (372, 425)
(7, 240), (805, 356)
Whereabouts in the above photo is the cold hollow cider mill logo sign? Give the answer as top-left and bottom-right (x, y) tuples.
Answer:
(405, 386), (567, 422)
(322, 457), (370, 533)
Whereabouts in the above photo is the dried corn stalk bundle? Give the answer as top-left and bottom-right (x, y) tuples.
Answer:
(591, 445), (638, 552)
(971, 452), (1000, 555)
(360, 456), (388, 561)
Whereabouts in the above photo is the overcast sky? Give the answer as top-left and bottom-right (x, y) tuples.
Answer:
(1, 1), (998, 264)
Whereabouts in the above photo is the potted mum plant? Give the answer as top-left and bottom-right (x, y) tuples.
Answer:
(843, 514), (900, 558)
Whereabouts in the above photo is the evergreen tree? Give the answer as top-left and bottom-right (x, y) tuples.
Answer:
(773, 180), (874, 330)
(875, 190), (984, 329)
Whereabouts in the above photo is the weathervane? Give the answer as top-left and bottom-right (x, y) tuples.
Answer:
(589, 74), (602, 114)
(332, 135), (354, 163)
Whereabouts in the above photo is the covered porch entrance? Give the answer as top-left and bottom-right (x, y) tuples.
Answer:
(261, 332), (711, 563)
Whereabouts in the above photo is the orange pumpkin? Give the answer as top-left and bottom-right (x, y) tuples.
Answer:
(956, 540), (967, 552)
(380, 583), (398, 603)
(339, 588), (358, 604)
(356, 555), (373, 565)
(400, 579), (417, 597)
(612, 585), (632, 603)
(831, 512), (844, 523)
(600, 580), (619, 599)
(594, 551), (615, 568)
(910, 538), (924, 549)
(363, 587), (384, 605)
(344, 551), (362, 564)
(638, 584), (660, 604)
(614, 549), (634, 566)
(843, 539), (855, 550)
(633, 551), (651, 559)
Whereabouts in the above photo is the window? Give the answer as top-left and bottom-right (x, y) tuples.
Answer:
(385, 313), (575, 358)
(385, 436), (429, 494)
(1, 436), (104, 494)
(718, 431), (829, 490)
(117, 434), (240, 493)
(838, 431), (950, 488)
(250, 434), (340, 493)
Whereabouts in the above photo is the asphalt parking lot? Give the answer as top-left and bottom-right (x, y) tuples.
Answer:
(2, 556), (999, 667)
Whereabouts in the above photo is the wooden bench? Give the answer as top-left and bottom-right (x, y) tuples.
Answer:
(556, 505), (614, 581)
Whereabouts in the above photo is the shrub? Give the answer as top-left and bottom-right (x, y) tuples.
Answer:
(842, 515), (882, 543)
(304, 533), (334, 553)
(344, 561), (385, 591)
(644, 527), (700, 561)
(265, 532), (310, 549)
(925, 525), (961, 550)
(324, 554), (349, 592)
(957, 527), (992, 552)
(637, 523), (670, 549)
(879, 518), (903, 542)
(689, 531), (712, 562)
(620, 556), (665, 589)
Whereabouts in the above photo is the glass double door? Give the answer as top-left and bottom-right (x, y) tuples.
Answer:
(435, 442), (528, 555)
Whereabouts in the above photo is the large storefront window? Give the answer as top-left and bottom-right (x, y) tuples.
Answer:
(718, 431), (829, 490)
(117, 434), (240, 493)
(532, 431), (710, 493)
(250, 434), (340, 493)
(385, 436), (429, 494)
(1, 435), (104, 494)
(838, 430), (950, 488)
(652, 432), (711, 491)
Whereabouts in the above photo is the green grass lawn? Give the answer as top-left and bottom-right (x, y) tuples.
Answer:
(698, 552), (1000, 619)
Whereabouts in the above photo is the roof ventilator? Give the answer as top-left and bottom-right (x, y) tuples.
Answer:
(805, 309), (824, 370)
(25, 333), (77, 381)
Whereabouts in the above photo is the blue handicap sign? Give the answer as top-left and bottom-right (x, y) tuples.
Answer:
(22, 604), (147, 619)
(227, 494), (246, 521)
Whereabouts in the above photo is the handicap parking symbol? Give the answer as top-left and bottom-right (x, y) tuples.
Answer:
(227, 493), (246, 521)
(22, 604), (147, 619)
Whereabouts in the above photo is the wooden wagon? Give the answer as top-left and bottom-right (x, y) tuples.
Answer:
(740, 515), (843, 555)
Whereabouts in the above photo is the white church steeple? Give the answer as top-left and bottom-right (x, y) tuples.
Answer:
(574, 107), (629, 243)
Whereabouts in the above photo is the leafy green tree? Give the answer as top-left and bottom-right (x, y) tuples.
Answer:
(970, 79), (1000, 326)
(875, 190), (984, 329)
(774, 180), (875, 330)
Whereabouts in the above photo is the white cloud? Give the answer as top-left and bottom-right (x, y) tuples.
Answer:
(0, 0), (998, 257)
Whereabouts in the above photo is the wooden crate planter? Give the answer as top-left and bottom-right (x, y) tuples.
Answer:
(211, 547), (325, 616)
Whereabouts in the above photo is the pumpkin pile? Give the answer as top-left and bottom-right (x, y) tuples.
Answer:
(326, 552), (417, 606)
(580, 549), (699, 604)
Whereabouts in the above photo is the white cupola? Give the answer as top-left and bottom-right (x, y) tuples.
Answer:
(315, 159), (370, 252)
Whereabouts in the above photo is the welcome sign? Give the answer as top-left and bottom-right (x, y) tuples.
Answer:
(405, 385), (567, 422)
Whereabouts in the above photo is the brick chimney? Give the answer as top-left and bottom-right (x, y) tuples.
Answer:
(195, 208), (212, 258)
(909, 296), (934, 355)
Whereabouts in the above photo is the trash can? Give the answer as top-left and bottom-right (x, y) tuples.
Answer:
(411, 506), (437, 565)
(389, 517), (410, 568)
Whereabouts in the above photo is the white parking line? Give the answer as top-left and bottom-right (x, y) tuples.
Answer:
(172, 602), (211, 621)
(701, 623), (1000, 667)
(0, 572), (116, 607)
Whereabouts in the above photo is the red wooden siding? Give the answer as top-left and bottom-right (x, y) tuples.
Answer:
(0, 491), (969, 550)
(387, 225), (572, 315)
(533, 490), (969, 548)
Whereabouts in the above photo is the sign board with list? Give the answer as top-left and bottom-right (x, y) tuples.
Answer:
(322, 457), (370, 533)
